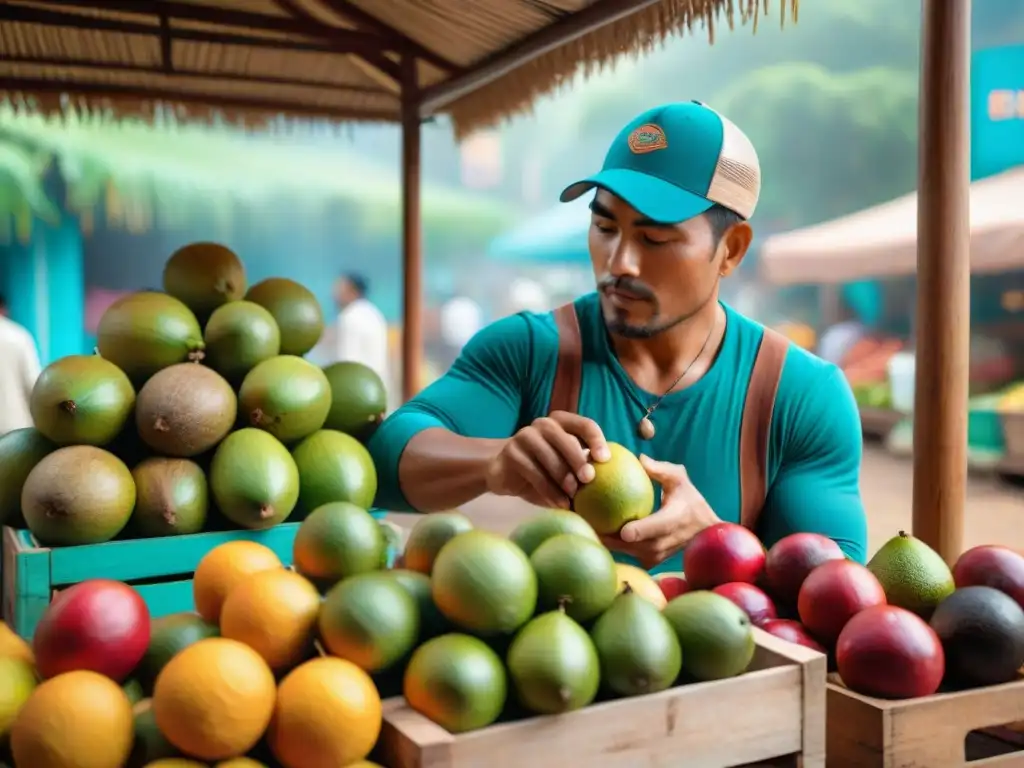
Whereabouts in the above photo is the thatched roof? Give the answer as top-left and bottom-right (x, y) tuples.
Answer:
(0, 0), (797, 138)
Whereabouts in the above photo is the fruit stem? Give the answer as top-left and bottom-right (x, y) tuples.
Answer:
(250, 408), (264, 425)
(898, 530), (908, 538)
(558, 686), (572, 703)
(622, 582), (634, 595)
(187, 349), (206, 363)
(59, 399), (77, 414)
(556, 596), (573, 612)
(259, 504), (274, 519)
(161, 508), (178, 525)
(153, 417), (170, 433)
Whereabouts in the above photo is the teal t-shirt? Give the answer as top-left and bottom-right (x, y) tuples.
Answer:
(368, 293), (868, 573)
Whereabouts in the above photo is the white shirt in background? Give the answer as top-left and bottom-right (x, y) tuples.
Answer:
(335, 298), (389, 385)
(0, 315), (42, 436)
(440, 296), (483, 350)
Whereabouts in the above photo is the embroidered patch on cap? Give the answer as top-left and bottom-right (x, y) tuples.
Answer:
(627, 123), (668, 154)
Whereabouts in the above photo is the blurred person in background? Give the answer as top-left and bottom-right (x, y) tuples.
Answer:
(505, 278), (550, 315)
(326, 272), (389, 385)
(438, 290), (484, 371)
(0, 293), (41, 435)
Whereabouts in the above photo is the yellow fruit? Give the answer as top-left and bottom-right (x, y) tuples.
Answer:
(193, 540), (283, 623)
(220, 568), (321, 671)
(153, 637), (276, 761)
(216, 759), (268, 767)
(0, 621), (33, 664)
(267, 656), (382, 768)
(0, 657), (36, 740)
(11, 670), (133, 768)
(143, 761), (206, 768)
(572, 443), (654, 535)
(615, 563), (667, 609)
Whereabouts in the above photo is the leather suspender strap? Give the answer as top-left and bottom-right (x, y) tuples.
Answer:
(739, 327), (790, 530)
(549, 303), (583, 415)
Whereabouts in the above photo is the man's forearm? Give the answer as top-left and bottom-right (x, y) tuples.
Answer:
(398, 428), (506, 513)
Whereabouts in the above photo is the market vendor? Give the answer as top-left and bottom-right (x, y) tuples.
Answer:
(368, 101), (867, 573)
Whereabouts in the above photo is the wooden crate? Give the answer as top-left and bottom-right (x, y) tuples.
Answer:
(2, 523), (301, 640)
(377, 628), (826, 768)
(826, 675), (1024, 766)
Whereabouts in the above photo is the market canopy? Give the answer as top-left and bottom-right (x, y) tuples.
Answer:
(487, 196), (591, 265)
(0, 0), (796, 137)
(760, 166), (1024, 286)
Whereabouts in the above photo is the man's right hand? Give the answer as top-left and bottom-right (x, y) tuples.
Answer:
(485, 412), (611, 509)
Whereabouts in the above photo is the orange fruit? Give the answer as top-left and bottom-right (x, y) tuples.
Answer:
(0, 620), (33, 664)
(11, 670), (133, 768)
(615, 563), (667, 609)
(267, 657), (382, 768)
(220, 569), (321, 671)
(153, 638), (276, 761)
(216, 760), (268, 767)
(193, 541), (282, 623)
(143, 761), (206, 767)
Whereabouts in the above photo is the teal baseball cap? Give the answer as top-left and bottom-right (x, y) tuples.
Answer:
(560, 101), (761, 223)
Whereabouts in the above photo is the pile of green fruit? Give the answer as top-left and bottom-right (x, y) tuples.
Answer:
(343, 509), (757, 734)
(0, 242), (389, 546)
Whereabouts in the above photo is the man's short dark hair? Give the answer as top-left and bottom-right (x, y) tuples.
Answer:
(705, 204), (745, 243)
(343, 272), (368, 297)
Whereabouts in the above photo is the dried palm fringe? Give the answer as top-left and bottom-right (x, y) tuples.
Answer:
(0, 0), (796, 139)
(448, 0), (799, 139)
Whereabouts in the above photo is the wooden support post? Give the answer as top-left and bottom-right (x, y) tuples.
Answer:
(400, 55), (423, 403)
(912, 0), (971, 562)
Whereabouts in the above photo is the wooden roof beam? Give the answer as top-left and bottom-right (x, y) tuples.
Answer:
(418, 0), (663, 117)
(0, 3), (396, 58)
(0, 53), (395, 95)
(314, 0), (463, 74)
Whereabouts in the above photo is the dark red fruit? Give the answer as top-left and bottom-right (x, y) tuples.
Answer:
(713, 582), (778, 627)
(764, 533), (845, 605)
(836, 604), (945, 699)
(33, 579), (151, 681)
(760, 619), (827, 653)
(953, 545), (1024, 610)
(797, 560), (886, 646)
(685, 523), (765, 590)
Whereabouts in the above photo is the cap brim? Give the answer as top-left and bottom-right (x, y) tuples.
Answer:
(559, 168), (714, 225)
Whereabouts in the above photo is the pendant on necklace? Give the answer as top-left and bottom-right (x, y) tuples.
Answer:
(638, 416), (656, 440)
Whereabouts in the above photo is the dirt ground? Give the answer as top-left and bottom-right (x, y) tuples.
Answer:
(384, 444), (1024, 557)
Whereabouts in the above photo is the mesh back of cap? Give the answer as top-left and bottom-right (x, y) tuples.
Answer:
(705, 110), (761, 219)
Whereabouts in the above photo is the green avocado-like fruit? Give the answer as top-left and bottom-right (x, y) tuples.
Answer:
(291, 430), (377, 514)
(509, 510), (599, 557)
(162, 241), (247, 323)
(507, 609), (600, 715)
(319, 572), (420, 674)
(403, 633), (506, 734)
(209, 428), (299, 529)
(591, 586), (682, 697)
(292, 502), (385, 589)
(245, 278), (324, 357)
(322, 361), (388, 441)
(129, 457), (208, 538)
(0, 428), (56, 528)
(530, 534), (618, 623)
(868, 530), (955, 618)
(202, 301), (281, 386)
(431, 531), (537, 636)
(96, 291), (205, 384)
(239, 356), (331, 444)
(30, 355), (135, 446)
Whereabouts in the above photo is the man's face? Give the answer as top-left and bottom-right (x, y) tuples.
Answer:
(588, 189), (747, 338)
(334, 278), (355, 309)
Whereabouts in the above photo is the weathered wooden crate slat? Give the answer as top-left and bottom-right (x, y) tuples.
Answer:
(2, 523), (300, 640)
(826, 674), (1024, 767)
(378, 628), (826, 768)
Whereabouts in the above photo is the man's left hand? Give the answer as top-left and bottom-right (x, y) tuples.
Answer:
(600, 455), (719, 570)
